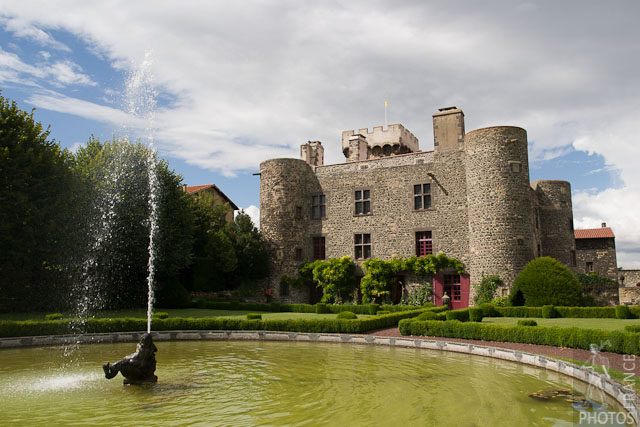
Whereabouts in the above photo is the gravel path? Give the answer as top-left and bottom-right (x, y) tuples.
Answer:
(369, 327), (640, 376)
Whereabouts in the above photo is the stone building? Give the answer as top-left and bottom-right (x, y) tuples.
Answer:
(574, 223), (618, 280)
(259, 107), (581, 306)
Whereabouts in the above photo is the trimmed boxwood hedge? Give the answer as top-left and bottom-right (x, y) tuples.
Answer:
(517, 320), (538, 327)
(492, 306), (640, 319)
(398, 319), (640, 355)
(336, 311), (357, 320)
(0, 308), (435, 338)
(446, 308), (470, 322)
(194, 300), (430, 315)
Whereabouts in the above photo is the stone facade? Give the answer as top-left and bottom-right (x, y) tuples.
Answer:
(574, 226), (618, 280)
(259, 107), (596, 305)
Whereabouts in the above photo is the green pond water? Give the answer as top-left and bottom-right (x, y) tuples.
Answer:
(0, 341), (631, 426)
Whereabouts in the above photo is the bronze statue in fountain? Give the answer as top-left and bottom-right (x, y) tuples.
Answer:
(103, 333), (158, 384)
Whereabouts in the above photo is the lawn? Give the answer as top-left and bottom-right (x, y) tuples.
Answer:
(0, 309), (373, 321)
(483, 317), (640, 331)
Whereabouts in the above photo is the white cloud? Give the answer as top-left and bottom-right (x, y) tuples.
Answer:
(1, 1), (639, 265)
(49, 61), (96, 86)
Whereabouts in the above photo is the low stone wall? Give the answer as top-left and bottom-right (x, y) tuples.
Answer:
(620, 287), (640, 305)
(1, 330), (638, 424)
(621, 270), (640, 288)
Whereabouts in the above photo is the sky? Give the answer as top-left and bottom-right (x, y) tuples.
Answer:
(0, 1), (638, 268)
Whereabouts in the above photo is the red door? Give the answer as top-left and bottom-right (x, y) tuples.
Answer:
(434, 274), (470, 309)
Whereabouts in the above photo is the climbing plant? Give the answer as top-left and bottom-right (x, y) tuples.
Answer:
(360, 254), (465, 304)
(281, 256), (356, 303)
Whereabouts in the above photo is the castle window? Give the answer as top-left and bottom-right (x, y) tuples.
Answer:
(571, 250), (576, 267)
(279, 281), (290, 297)
(509, 161), (521, 173)
(414, 184), (431, 210)
(311, 195), (326, 219)
(444, 274), (461, 302)
(295, 206), (302, 219)
(355, 190), (371, 215)
(354, 233), (371, 259)
(313, 237), (326, 260)
(586, 261), (594, 273)
(415, 231), (433, 256)
(534, 208), (539, 229)
(295, 248), (302, 261)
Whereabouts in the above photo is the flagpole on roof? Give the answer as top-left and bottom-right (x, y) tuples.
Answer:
(385, 99), (388, 129)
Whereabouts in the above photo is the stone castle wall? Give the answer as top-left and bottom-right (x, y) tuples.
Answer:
(464, 127), (534, 288)
(533, 180), (576, 271)
(575, 237), (618, 280)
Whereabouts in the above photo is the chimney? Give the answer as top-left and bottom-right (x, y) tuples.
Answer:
(347, 134), (368, 162)
(182, 184), (188, 193)
(433, 107), (465, 152)
(602, 222), (607, 228)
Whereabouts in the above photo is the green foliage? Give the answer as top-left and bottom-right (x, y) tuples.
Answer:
(578, 272), (618, 286)
(0, 93), (81, 311)
(401, 285), (432, 306)
(510, 257), (582, 307)
(360, 254), (465, 304)
(152, 312), (169, 319)
(369, 303), (380, 315)
(0, 308), (429, 337)
(491, 296), (510, 307)
(45, 313), (64, 321)
(315, 303), (330, 314)
(495, 306), (543, 318)
(246, 313), (262, 320)
(624, 325), (640, 334)
(312, 256), (356, 303)
(417, 311), (446, 321)
(399, 319), (640, 355)
(517, 320), (538, 326)
(542, 305), (557, 318)
(446, 308), (470, 322)
(336, 311), (357, 320)
(469, 307), (484, 322)
(479, 303), (500, 318)
(74, 137), (194, 308)
(155, 280), (191, 309)
(472, 274), (503, 305)
(616, 305), (632, 319)
(377, 310), (390, 316)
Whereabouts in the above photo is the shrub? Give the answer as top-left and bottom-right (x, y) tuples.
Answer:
(45, 313), (63, 321)
(377, 310), (390, 315)
(423, 302), (435, 308)
(473, 274), (503, 305)
(510, 257), (582, 307)
(468, 307), (484, 322)
(445, 308), (469, 322)
(315, 303), (330, 314)
(479, 303), (500, 318)
(616, 305), (633, 319)
(155, 281), (192, 309)
(152, 312), (169, 319)
(336, 311), (357, 320)
(398, 319), (640, 355)
(496, 307), (542, 318)
(401, 285), (432, 306)
(246, 313), (262, 320)
(517, 320), (538, 327)
(270, 302), (281, 312)
(491, 296), (510, 307)
(369, 304), (380, 315)
(542, 305), (557, 319)
(624, 325), (640, 333)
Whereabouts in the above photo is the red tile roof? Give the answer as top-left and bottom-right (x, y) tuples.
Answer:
(184, 184), (239, 210)
(575, 227), (615, 239)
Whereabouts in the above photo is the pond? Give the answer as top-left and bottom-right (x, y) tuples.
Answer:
(0, 340), (631, 425)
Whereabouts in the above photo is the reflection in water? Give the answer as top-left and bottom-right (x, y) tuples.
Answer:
(0, 341), (632, 426)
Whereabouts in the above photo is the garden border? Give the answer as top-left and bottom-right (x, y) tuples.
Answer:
(1, 330), (638, 424)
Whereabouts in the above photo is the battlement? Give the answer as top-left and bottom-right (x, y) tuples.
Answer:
(342, 123), (419, 160)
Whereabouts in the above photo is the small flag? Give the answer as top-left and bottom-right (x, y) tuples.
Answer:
(385, 99), (388, 108)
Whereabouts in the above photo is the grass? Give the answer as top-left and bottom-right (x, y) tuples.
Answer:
(483, 317), (640, 331)
(0, 309), (373, 321)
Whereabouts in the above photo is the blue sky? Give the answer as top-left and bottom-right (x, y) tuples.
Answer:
(1, 1), (638, 267)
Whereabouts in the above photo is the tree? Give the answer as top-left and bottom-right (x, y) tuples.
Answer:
(0, 93), (80, 311)
(74, 137), (193, 309)
(510, 257), (582, 307)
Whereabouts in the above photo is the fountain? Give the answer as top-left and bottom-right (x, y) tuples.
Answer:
(102, 333), (158, 384)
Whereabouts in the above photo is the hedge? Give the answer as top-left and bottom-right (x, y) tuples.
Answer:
(0, 308), (431, 338)
(446, 308), (469, 322)
(517, 320), (538, 327)
(492, 305), (640, 319)
(398, 319), (640, 355)
(194, 300), (429, 315)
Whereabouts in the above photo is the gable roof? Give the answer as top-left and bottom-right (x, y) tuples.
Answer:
(185, 184), (239, 210)
(575, 227), (615, 239)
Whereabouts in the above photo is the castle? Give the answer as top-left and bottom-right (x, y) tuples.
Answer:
(259, 107), (585, 307)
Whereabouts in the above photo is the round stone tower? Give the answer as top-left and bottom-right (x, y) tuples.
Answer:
(464, 126), (535, 289)
(532, 180), (575, 269)
(260, 158), (317, 301)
